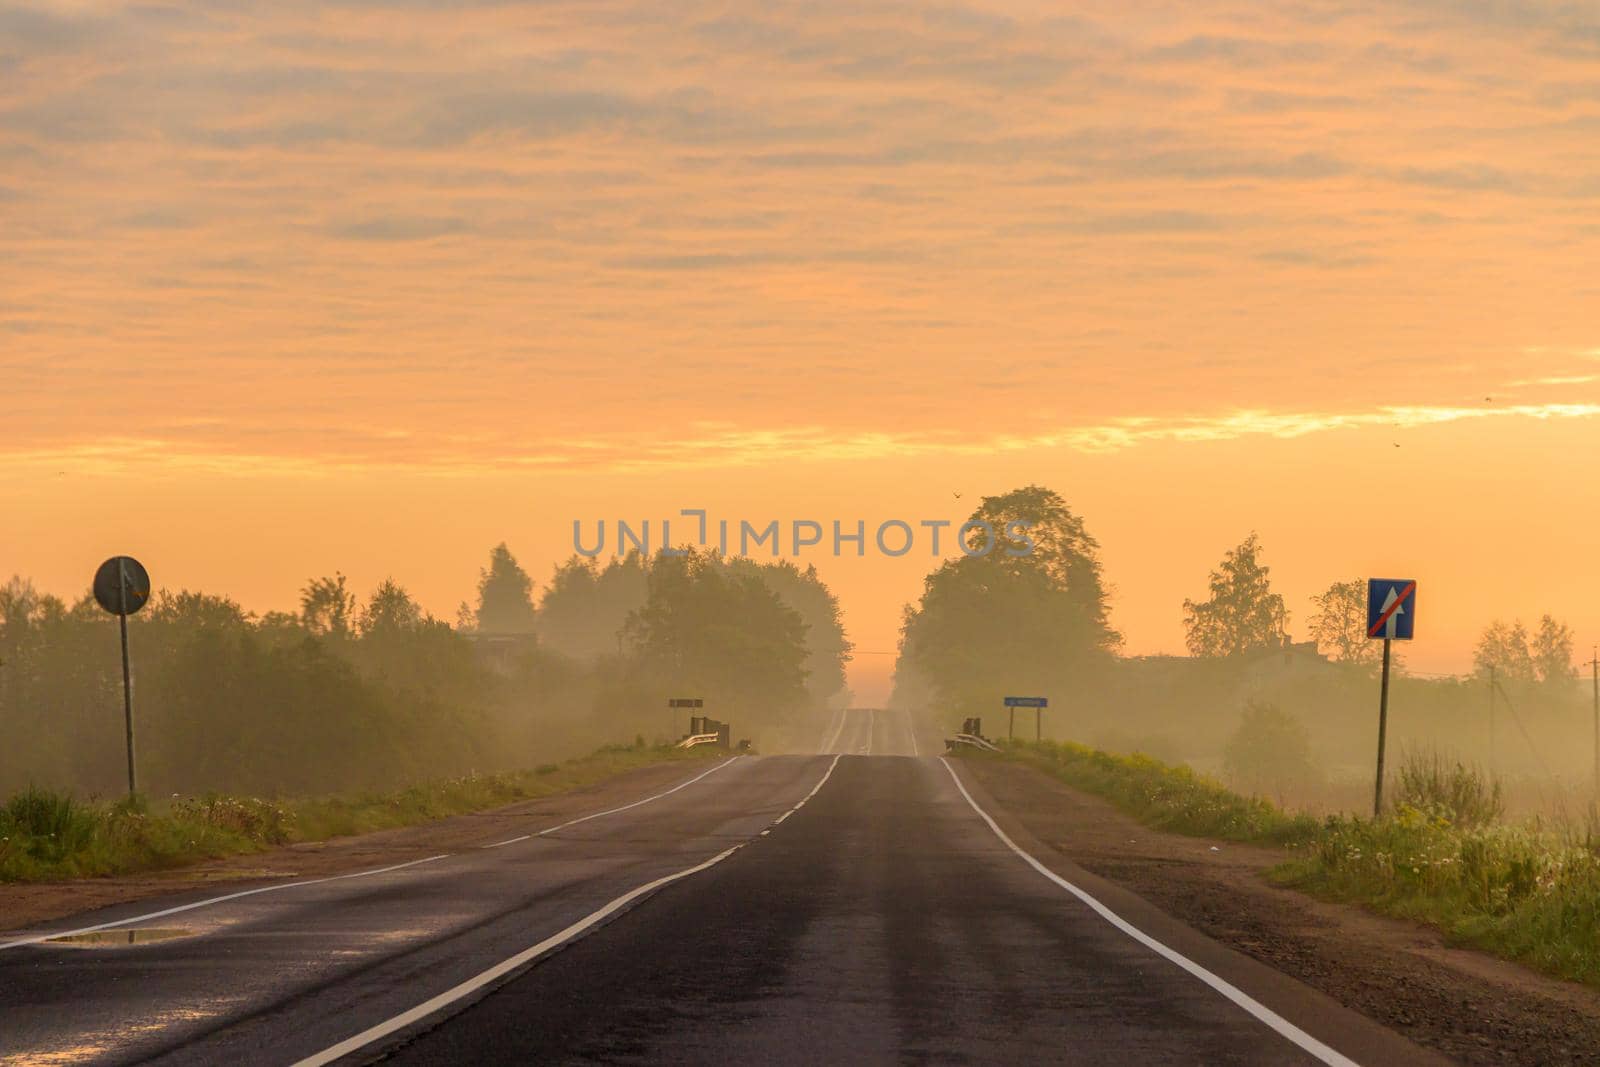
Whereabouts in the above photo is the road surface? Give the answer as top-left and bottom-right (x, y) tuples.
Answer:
(0, 709), (1440, 1065)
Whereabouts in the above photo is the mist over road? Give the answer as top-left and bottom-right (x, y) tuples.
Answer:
(816, 705), (933, 757)
(1, 712), (1438, 1065)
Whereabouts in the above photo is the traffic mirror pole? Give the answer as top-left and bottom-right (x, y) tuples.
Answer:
(1373, 637), (1391, 818)
(93, 555), (150, 800)
(118, 558), (137, 798)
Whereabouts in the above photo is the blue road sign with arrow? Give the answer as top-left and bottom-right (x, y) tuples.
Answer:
(1367, 579), (1417, 641)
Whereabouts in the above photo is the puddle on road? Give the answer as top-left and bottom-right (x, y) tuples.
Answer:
(44, 927), (192, 947)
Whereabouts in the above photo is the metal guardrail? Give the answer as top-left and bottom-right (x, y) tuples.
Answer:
(946, 733), (999, 753)
(676, 733), (723, 749)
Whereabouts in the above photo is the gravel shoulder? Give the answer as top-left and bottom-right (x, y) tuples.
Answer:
(964, 755), (1600, 1067)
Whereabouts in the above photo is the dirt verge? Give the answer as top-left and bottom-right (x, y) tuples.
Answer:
(964, 756), (1600, 1067)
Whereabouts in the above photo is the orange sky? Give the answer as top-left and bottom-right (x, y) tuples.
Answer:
(4, 1), (1598, 701)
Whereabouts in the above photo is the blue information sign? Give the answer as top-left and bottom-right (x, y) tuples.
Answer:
(1004, 696), (1048, 708)
(1366, 579), (1417, 641)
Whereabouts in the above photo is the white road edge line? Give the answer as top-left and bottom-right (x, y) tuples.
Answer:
(0, 854), (451, 952)
(938, 759), (1359, 1067)
(481, 834), (530, 849)
(905, 709), (920, 757)
(480, 758), (742, 851)
(296, 754), (843, 1067)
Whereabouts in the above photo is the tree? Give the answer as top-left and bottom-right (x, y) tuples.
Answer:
(962, 485), (1120, 648)
(1222, 701), (1318, 802)
(300, 573), (355, 638)
(1532, 614), (1577, 686)
(897, 487), (1120, 714)
(359, 579), (424, 636)
(475, 543), (537, 634)
(537, 553), (648, 659)
(1473, 620), (1535, 682)
(1182, 534), (1288, 657)
(623, 549), (809, 722)
(148, 589), (251, 630)
(721, 557), (853, 706)
(1307, 579), (1381, 668)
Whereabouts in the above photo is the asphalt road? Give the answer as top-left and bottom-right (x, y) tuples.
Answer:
(0, 709), (1441, 1066)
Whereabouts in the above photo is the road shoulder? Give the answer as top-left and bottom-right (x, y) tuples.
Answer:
(957, 755), (1600, 1067)
(0, 758), (727, 931)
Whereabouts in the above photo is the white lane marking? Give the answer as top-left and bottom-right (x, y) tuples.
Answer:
(818, 704), (845, 753)
(820, 706), (848, 754)
(863, 709), (875, 755)
(938, 760), (1359, 1067)
(0, 855), (450, 952)
(480, 756), (742, 849)
(772, 754), (841, 825)
(297, 754), (843, 1066)
(904, 709), (920, 758)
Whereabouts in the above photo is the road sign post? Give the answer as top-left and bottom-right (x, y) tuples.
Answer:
(1003, 697), (1048, 743)
(1374, 638), (1392, 818)
(668, 697), (703, 741)
(93, 556), (151, 798)
(1366, 579), (1416, 818)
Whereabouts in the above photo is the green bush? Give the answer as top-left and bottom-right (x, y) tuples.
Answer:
(1221, 700), (1319, 802)
(2, 787), (99, 860)
(1394, 747), (1503, 827)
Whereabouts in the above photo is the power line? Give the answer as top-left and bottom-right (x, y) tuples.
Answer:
(1490, 676), (1556, 780)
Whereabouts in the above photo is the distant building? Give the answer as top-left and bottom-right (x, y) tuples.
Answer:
(459, 630), (538, 675)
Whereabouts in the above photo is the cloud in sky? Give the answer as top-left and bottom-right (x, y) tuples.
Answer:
(4, 399), (1596, 479)
(1, 0), (1598, 468)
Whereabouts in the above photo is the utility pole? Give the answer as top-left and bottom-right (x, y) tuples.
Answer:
(1591, 647), (1598, 801)
(1488, 664), (1496, 778)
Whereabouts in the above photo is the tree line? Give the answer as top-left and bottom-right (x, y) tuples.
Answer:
(892, 486), (1590, 791)
(0, 545), (851, 798)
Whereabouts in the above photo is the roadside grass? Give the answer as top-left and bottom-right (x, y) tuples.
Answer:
(0, 742), (718, 883)
(989, 739), (1318, 845)
(975, 739), (1600, 987)
(1275, 811), (1600, 985)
